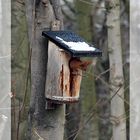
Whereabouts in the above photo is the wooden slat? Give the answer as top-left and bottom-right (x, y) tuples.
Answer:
(45, 41), (71, 99)
(45, 41), (83, 103)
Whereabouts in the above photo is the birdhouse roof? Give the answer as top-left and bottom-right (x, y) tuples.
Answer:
(42, 31), (102, 57)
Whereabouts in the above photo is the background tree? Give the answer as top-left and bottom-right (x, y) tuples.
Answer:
(0, 0), (11, 139)
(106, 0), (127, 139)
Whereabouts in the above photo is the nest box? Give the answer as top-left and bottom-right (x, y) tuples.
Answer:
(42, 31), (102, 104)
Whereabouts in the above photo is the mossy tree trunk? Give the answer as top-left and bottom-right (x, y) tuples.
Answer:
(11, 0), (30, 139)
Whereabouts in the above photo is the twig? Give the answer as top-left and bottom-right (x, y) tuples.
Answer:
(78, 0), (96, 6)
(63, 0), (76, 13)
(72, 100), (101, 140)
(110, 86), (122, 101)
(95, 68), (111, 80)
(17, 100), (21, 140)
(71, 83), (127, 139)
(61, 8), (75, 21)
(19, 48), (32, 112)
(33, 128), (45, 140)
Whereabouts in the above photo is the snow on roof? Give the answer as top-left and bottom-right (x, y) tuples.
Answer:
(56, 36), (96, 51)
(42, 31), (102, 57)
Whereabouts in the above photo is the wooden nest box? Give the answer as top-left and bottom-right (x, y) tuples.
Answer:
(42, 31), (102, 104)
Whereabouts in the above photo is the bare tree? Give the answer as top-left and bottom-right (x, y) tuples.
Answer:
(25, 0), (65, 139)
(106, 0), (126, 139)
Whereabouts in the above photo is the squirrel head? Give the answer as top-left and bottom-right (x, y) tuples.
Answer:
(69, 58), (92, 71)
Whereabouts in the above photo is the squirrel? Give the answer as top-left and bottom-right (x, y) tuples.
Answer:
(69, 58), (92, 71)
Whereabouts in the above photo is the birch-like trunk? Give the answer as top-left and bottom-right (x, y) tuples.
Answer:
(106, 0), (126, 140)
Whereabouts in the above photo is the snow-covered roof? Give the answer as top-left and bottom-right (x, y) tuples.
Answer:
(42, 31), (102, 57)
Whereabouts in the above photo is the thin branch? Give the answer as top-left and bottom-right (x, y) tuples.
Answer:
(61, 8), (75, 21)
(110, 86), (122, 101)
(50, 0), (63, 21)
(84, 70), (130, 106)
(19, 48), (32, 112)
(67, 77), (130, 140)
(63, 0), (76, 13)
(17, 100), (21, 140)
(72, 100), (101, 140)
(72, 84), (124, 140)
(33, 128), (45, 140)
(17, 0), (25, 5)
(95, 67), (111, 80)
(78, 0), (96, 6)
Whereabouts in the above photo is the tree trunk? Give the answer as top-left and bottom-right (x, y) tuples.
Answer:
(11, 0), (30, 139)
(26, 0), (65, 139)
(91, 1), (112, 139)
(106, 0), (126, 140)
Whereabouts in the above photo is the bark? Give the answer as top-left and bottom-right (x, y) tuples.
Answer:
(130, 3), (140, 140)
(120, 2), (129, 139)
(95, 60), (111, 140)
(106, 0), (126, 140)
(26, 0), (65, 139)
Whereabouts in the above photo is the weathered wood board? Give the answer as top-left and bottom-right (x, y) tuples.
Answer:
(45, 41), (82, 103)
